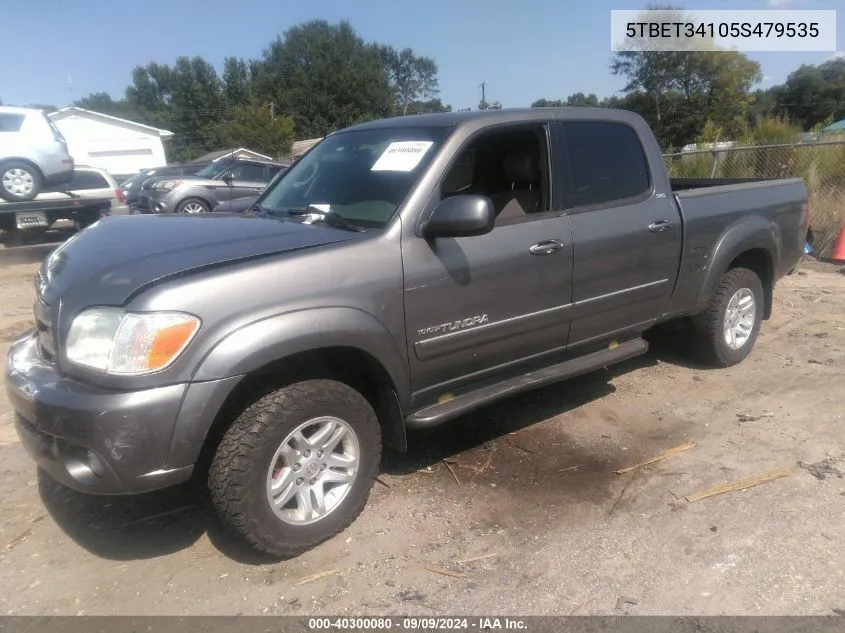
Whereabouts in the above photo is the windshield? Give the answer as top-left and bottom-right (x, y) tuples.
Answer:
(193, 159), (234, 179)
(259, 126), (451, 229)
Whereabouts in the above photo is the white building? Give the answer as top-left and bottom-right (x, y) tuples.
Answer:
(48, 107), (173, 179)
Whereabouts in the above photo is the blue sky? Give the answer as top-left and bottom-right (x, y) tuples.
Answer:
(2, 0), (843, 111)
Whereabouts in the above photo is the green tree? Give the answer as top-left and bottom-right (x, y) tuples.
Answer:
(609, 4), (761, 147)
(217, 102), (295, 159)
(74, 92), (124, 114)
(566, 93), (600, 107)
(773, 59), (845, 130)
(253, 19), (394, 138)
(530, 98), (565, 107)
(379, 46), (440, 115)
(222, 57), (252, 107)
(404, 98), (451, 115)
(122, 57), (226, 159)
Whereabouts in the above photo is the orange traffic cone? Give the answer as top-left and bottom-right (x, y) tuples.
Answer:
(831, 225), (845, 264)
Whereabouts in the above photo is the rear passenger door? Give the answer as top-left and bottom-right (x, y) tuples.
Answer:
(555, 120), (682, 347)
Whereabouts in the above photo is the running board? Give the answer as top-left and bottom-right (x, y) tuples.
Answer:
(405, 338), (649, 429)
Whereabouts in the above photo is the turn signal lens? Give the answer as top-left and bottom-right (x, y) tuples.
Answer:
(109, 312), (201, 374)
(66, 308), (201, 375)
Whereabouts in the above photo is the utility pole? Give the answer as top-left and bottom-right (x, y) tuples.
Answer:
(480, 81), (486, 104)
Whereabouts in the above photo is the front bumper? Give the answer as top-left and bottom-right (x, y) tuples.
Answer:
(5, 334), (193, 494)
(135, 189), (178, 214)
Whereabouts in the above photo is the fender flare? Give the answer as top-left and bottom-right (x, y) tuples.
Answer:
(192, 306), (411, 402)
(692, 217), (778, 317)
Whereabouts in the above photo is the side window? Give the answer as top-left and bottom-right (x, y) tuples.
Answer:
(563, 122), (650, 209)
(0, 114), (25, 132)
(268, 165), (283, 179)
(439, 125), (550, 224)
(229, 162), (267, 181)
(69, 171), (110, 190)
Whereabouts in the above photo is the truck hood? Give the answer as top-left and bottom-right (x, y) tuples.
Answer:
(37, 214), (356, 310)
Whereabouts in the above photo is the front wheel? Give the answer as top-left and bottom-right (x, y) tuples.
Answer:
(208, 379), (381, 558)
(175, 198), (210, 214)
(691, 267), (764, 367)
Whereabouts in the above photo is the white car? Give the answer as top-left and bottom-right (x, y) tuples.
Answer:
(36, 165), (130, 226)
(0, 106), (74, 202)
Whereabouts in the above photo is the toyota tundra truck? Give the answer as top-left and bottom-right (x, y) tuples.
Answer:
(5, 108), (808, 558)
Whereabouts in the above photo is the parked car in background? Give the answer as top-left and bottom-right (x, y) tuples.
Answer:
(0, 165), (126, 240)
(119, 162), (211, 209)
(39, 165), (130, 220)
(0, 106), (74, 202)
(135, 157), (288, 214)
(211, 164), (290, 213)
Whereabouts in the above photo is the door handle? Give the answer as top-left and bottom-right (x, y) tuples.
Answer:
(529, 239), (564, 255)
(648, 219), (672, 233)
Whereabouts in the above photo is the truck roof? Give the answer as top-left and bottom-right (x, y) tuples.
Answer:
(341, 107), (644, 133)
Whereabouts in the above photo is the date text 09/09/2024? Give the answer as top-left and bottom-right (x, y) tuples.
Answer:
(308, 618), (528, 630)
(626, 21), (820, 39)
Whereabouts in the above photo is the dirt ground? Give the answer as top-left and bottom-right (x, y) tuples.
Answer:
(0, 241), (843, 616)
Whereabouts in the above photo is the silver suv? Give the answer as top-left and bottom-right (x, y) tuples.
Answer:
(0, 106), (74, 202)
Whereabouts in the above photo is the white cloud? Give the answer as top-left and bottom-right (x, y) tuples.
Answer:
(829, 51), (845, 60)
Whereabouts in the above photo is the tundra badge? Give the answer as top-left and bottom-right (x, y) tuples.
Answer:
(418, 314), (489, 337)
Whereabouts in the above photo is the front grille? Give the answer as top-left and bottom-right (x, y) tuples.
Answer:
(33, 273), (56, 363)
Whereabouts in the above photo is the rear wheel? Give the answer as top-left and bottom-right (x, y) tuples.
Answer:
(691, 267), (764, 367)
(0, 161), (43, 202)
(208, 379), (381, 558)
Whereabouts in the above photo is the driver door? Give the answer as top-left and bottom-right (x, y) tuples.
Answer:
(401, 123), (574, 405)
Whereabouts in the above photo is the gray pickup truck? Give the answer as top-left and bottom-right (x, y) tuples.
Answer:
(5, 108), (807, 558)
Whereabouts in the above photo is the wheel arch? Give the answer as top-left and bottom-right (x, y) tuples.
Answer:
(694, 220), (777, 320)
(0, 157), (45, 179)
(176, 307), (411, 475)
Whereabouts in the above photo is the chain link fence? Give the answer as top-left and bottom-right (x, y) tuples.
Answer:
(663, 140), (845, 257)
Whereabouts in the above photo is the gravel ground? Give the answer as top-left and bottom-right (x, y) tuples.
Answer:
(0, 242), (843, 616)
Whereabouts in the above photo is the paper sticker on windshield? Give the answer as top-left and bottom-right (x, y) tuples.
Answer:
(371, 141), (434, 172)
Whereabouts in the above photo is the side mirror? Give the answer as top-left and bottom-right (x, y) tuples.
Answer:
(423, 195), (495, 239)
(221, 171), (235, 185)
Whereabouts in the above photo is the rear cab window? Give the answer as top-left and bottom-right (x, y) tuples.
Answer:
(561, 121), (651, 209)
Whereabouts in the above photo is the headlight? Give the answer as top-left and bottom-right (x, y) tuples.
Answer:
(155, 179), (182, 191)
(66, 308), (201, 375)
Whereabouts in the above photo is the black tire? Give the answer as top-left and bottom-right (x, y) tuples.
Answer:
(0, 161), (44, 202)
(691, 267), (764, 367)
(175, 198), (210, 214)
(208, 379), (381, 558)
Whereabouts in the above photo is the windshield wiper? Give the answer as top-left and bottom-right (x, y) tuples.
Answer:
(283, 206), (362, 232)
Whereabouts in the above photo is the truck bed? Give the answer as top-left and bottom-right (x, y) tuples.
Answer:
(663, 176), (807, 319)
